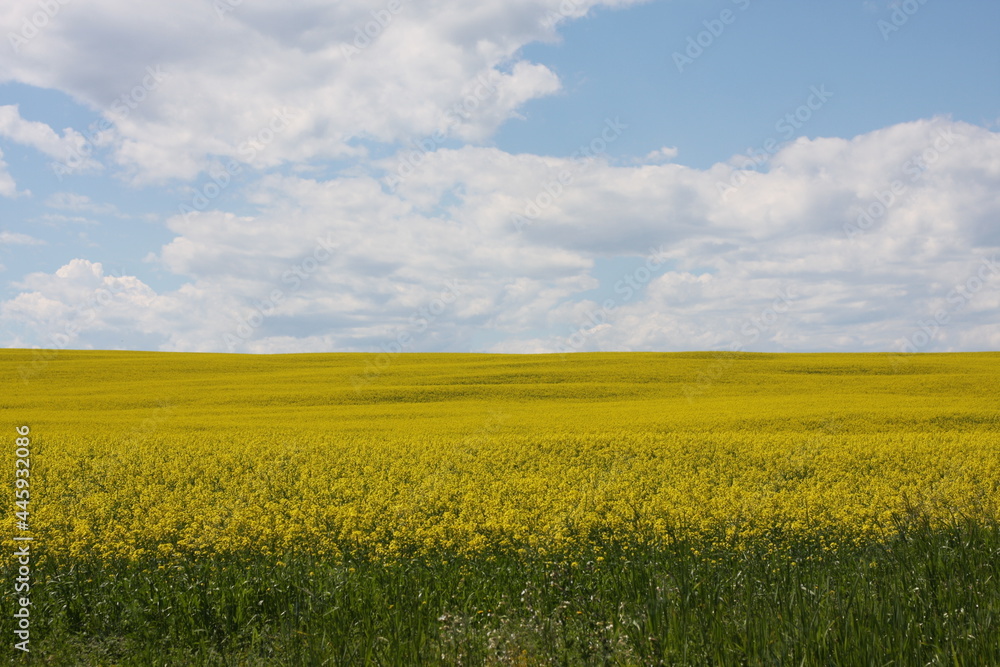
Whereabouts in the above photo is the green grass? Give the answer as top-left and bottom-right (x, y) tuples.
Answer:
(4, 522), (999, 665)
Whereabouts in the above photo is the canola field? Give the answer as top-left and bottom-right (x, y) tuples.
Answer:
(2, 350), (999, 664)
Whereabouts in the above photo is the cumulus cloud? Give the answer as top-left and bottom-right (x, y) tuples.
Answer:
(1, 259), (167, 349)
(0, 0), (635, 183)
(2, 117), (998, 354)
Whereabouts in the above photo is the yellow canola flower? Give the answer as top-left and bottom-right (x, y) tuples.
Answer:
(1, 350), (998, 561)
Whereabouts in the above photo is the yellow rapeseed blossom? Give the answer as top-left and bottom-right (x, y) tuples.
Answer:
(1, 350), (998, 561)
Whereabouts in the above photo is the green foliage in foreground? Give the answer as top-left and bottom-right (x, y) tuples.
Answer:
(4, 522), (999, 666)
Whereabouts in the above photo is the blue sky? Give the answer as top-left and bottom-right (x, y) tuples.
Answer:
(498, 1), (999, 165)
(0, 0), (998, 355)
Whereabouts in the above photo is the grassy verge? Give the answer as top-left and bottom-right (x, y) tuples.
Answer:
(4, 522), (998, 665)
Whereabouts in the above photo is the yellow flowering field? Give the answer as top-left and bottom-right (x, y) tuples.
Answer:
(3, 350), (998, 562)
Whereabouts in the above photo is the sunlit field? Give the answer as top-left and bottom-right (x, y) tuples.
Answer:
(3, 351), (999, 664)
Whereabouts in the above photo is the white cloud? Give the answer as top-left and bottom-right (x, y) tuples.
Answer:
(2, 117), (998, 353)
(0, 105), (102, 172)
(1, 259), (165, 348)
(36, 213), (99, 227)
(0, 0), (635, 183)
(1, 2), (995, 357)
(641, 146), (679, 164)
(0, 147), (20, 197)
(45, 192), (122, 216)
(0, 231), (44, 245)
